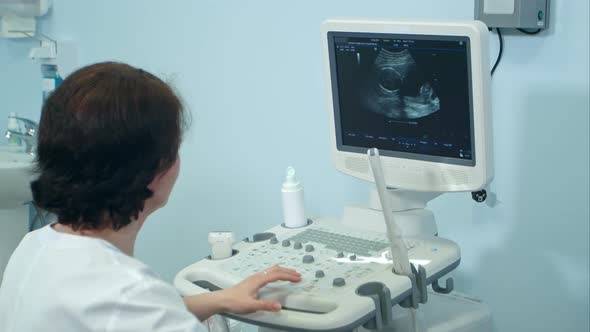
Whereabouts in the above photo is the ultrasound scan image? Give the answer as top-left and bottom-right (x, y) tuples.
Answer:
(363, 49), (440, 120)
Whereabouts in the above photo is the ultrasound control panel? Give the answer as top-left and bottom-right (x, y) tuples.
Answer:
(175, 218), (460, 331)
(225, 226), (422, 295)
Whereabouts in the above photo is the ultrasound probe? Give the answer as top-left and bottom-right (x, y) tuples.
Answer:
(367, 148), (412, 277)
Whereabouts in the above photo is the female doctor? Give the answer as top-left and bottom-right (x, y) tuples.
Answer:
(0, 62), (301, 331)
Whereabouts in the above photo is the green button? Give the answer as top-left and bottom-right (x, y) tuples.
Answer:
(538, 10), (544, 20)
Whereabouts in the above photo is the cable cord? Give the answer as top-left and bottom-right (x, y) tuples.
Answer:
(491, 28), (503, 76)
(518, 28), (542, 35)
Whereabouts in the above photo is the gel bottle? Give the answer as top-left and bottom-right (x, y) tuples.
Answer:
(281, 166), (307, 228)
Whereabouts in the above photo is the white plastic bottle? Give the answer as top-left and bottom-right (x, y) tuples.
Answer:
(207, 231), (235, 260)
(281, 166), (307, 228)
(7, 112), (22, 147)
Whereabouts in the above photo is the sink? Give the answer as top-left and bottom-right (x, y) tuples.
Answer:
(0, 149), (35, 209)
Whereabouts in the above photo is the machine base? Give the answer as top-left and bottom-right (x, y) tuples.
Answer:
(386, 291), (491, 332)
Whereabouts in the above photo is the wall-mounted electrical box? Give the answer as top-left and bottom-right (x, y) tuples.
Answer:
(475, 0), (550, 29)
(0, 0), (52, 38)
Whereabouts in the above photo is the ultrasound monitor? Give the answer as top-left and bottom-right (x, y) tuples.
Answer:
(322, 19), (494, 192)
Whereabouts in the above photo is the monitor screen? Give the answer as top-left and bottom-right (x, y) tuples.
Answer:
(328, 32), (475, 166)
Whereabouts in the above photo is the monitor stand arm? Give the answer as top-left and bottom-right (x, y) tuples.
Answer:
(341, 189), (441, 237)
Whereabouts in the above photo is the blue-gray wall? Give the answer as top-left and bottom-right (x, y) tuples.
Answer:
(1, 1), (588, 331)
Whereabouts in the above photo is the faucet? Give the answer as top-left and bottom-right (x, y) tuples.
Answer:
(5, 115), (39, 155)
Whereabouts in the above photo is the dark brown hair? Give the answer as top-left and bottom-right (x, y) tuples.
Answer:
(31, 62), (187, 230)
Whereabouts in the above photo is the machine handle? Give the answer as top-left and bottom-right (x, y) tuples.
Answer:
(223, 302), (369, 332)
(176, 277), (375, 331)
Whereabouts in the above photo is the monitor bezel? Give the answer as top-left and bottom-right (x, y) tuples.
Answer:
(322, 19), (493, 192)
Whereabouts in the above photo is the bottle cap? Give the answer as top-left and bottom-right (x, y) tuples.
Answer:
(282, 166), (301, 190)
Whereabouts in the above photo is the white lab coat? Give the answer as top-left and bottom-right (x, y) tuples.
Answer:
(0, 224), (206, 332)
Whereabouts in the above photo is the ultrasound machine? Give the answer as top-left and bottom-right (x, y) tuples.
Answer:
(175, 19), (495, 332)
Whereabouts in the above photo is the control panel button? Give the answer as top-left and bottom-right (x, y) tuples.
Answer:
(315, 270), (325, 278)
(349, 254), (357, 261)
(333, 277), (346, 287)
(282, 239), (291, 247)
(269, 236), (278, 244)
(305, 244), (315, 252)
(302, 255), (314, 263)
(294, 242), (303, 249)
(336, 252), (345, 258)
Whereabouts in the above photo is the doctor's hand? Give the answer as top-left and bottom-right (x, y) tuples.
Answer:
(220, 265), (301, 314)
(184, 265), (301, 321)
